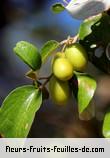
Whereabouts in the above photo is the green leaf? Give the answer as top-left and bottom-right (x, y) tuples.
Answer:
(103, 110), (110, 138)
(41, 40), (59, 63)
(79, 13), (110, 73)
(77, 74), (97, 114)
(79, 14), (102, 40)
(0, 85), (42, 138)
(71, 73), (97, 114)
(51, 3), (65, 14)
(14, 41), (42, 70)
(79, 100), (95, 121)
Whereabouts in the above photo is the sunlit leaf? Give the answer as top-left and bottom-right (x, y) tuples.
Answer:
(14, 41), (42, 70)
(41, 40), (59, 63)
(79, 14), (102, 40)
(71, 73), (97, 114)
(0, 85), (42, 138)
(79, 13), (110, 73)
(103, 110), (110, 138)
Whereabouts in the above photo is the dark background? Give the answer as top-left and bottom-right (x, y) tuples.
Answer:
(0, 0), (81, 102)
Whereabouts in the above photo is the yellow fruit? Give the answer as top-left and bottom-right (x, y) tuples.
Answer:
(49, 76), (70, 105)
(65, 43), (88, 71)
(54, 52), (65, 59)
(52, 54), (73, 81)
(51, 52), (65, 66)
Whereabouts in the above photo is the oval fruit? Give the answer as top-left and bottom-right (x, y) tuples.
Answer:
(65, 43), (88, 71)
(52, 54), (73, 81)
(51, 52), (65, 66)
(54, 52), (65, 59)
(49, 76), (70, 105)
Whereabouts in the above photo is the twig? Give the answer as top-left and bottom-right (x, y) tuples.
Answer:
(61, 36), (71, 52)
(39, 74), (53, 90)
(60, 34), (79, 46)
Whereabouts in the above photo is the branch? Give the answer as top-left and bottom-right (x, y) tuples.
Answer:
(39, 74), (53, 90)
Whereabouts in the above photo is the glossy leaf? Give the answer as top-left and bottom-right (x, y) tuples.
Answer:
(103, 111), (110, 138)
(79, 13), (110, 73)
(0, 85), (42, 138)
(79, 100), (95, 121)
(79, 14), (102, 40)
(41, 40), (59, 63)
(77, 74), (96, 114)
(51, 3), (65, 14)
(14, 41), (42, 70)
(71, 73), (97, 114)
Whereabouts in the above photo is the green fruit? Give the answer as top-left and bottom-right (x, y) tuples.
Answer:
(49, 76), (70, 105)
(51, 52), (65, 66)
(52, 53), (73, 81)
(65, 43), (88, 71)
(54, 52), (66, 59)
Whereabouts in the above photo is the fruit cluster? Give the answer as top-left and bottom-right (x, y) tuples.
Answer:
(49, 43), (88, 105)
